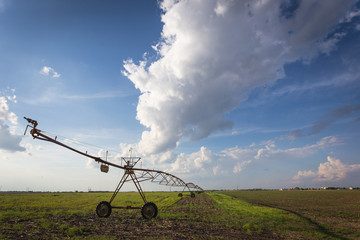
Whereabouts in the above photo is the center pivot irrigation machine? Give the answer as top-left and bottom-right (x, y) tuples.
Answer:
(24, 117), (203, 219)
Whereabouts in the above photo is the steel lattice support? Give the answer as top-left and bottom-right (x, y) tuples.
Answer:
(23, 117), (203, 219)
(109, 172), (129, 204)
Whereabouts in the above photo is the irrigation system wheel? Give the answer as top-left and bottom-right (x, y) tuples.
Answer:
(141, 202), (158, 219)
(178, 193), (183, 197)
(96, 201), (112, 218)
(191, 192), (195, 198)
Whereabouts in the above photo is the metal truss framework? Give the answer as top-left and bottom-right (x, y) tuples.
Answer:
(24, 117), (203, 218)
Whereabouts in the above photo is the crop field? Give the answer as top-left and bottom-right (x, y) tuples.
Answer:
(0, 190), (359, 239)
(221, 190), (360, 240)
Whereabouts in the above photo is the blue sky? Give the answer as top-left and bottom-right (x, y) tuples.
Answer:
(1, 0), (360, 191)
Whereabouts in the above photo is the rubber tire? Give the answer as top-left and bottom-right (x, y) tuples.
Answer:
(178, 193), (183, 197)
(141, 202), (158, 219)
(190, 192), (195, 198)
(96, 201), (112, 218)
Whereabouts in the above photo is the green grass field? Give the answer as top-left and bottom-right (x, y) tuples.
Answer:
(221, 190), (360, 239)
(0, 190), (359, 239)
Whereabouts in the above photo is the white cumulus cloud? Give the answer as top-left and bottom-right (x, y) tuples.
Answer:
(0, 96), (18, 125)
(293, 156), (360, 182)
(340, 7), (360, 23)
(40, 66), (61, 78)
(123, 0), (356, 156)
(170, 146), (213, 174)
(166, 136), (340, 177)
(0, 95), (25, 152)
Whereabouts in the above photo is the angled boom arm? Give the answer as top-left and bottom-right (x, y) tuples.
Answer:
(23, 117), (203, 193)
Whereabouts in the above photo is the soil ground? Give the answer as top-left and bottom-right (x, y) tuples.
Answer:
(0, 193), (281, 239)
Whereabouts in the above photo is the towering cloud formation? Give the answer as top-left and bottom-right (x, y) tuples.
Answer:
(123, 0), (356, 155)
(293, 156), (360, 182)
